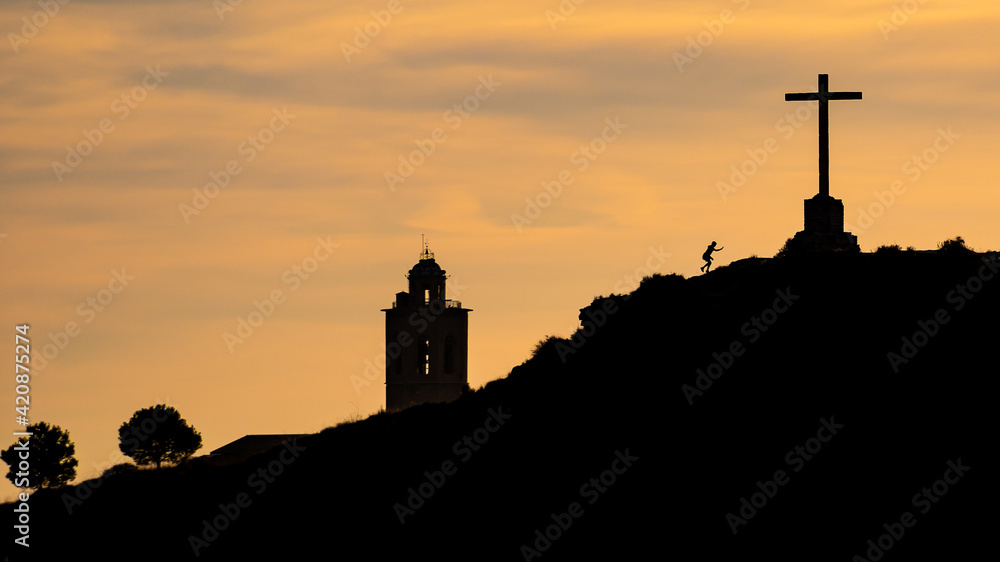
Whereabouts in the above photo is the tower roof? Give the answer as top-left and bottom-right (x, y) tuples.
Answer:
(407, 240), (446, 278)
(408, 257), (444, 277)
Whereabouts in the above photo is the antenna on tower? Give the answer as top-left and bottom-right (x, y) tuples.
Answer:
(420, 234), (433, 260)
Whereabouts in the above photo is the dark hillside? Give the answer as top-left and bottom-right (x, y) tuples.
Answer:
(8, 249), (997, 561)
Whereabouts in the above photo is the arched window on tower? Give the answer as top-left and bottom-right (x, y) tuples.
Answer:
(418, 339), (429, 375)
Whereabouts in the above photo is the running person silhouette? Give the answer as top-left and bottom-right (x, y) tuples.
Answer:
(700, 241), (724, 272)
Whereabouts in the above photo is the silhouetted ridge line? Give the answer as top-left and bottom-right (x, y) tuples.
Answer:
(8, 249), (996, 562)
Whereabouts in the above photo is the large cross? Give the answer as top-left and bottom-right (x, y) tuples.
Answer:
(785, 74), (862, 198)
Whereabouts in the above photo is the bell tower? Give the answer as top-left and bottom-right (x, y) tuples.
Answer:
(382, 238), (471, 411)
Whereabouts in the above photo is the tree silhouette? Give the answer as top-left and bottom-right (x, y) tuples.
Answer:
(0, 422), (78, 489)
(774, 237), (795, 259)
(118, 405), (202, 468)
(874, 244), (903, 254)
(938, 235), (973, 254)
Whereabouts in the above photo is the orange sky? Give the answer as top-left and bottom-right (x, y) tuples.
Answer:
(1, 0), (998, 501)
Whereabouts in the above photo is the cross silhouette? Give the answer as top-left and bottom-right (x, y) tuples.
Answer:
(786, 74), (862, 198)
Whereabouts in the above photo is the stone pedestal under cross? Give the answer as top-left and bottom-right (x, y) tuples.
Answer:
(782, 74), (862, 254)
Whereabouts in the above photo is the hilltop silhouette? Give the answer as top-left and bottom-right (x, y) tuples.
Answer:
(6, 244), (996, 561)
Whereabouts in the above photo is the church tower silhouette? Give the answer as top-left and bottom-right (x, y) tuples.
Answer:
(382, 239), (470, 411)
